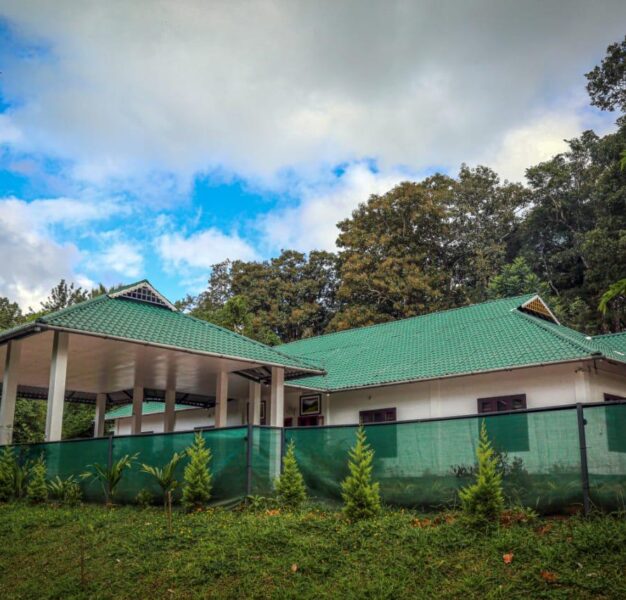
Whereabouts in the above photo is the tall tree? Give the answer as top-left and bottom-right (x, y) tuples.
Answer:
(0, 297), (23, 330)
(585, 35), (626, 113)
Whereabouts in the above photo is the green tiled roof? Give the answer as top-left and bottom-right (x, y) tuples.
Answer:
(0, 281), (322, 375)
(105, 402), (197, 420)
(278, 295), (626, 392)
(593, 331), (626, 355)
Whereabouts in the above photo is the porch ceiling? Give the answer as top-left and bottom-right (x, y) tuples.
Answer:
(0, 330), (257, 399)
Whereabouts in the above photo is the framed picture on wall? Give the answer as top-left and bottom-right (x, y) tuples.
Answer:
(300, 394), (321, 416)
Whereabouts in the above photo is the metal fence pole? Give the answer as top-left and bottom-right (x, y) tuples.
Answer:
(246, 423), (253, 497)
(576, 403), (591, 516)
(280, 427), (286, 473)
(106, 433), (113, 504)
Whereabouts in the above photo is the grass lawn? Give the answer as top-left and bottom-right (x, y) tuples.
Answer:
(0, 503), (625, 599)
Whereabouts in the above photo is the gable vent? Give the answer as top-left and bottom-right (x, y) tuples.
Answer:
(110, 282), (176, 311)
(519, 296), (559, 324)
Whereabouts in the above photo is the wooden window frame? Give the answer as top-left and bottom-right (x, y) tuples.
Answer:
(477, 394), (527, 414)
(359, 407), (397, 424)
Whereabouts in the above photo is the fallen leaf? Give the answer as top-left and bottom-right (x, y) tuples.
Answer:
(503, 553), (514, 564)
(290, 563), (298, 573)
(266, 509), (281, 516)
(541, 570), (559, 583)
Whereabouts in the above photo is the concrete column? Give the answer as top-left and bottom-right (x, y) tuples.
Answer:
(0, 341), (22, 445)
(574, 363), (592, 404)
(249, 381), (261, 425)
(45, 331), (69, 442)
(131, 384), (144, 434)
(164, 387), (176, 433)
(215, 371), (228, 428)
(270, 366), (284, 427)
(94, 393), (106, 438)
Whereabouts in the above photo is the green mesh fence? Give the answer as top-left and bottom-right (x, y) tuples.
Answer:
(584, 403), (626, 511)
(7, 402), (626, 513)
(286, 408), (584, 513)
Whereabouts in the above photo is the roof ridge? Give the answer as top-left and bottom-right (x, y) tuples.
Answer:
(593, 331), (626, 339)
(513, 311), (603, 357)
(279, 293), (537, 348)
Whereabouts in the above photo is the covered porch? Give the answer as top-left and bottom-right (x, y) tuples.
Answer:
(0, 281), (323, 444)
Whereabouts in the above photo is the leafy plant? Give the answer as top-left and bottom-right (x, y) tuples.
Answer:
(48, 475), (82, 506)
(182, 433), (213, 511)
(0, 446), (17, 501)
(275, 440), (307, 510)
(459, 421), (505, 527)
(141, 452), (184, 532)
(135, 489), (155, 509)
(26, 455), (48, 503)
(341, 426), (381, 520)
(82, 453), (138, 504)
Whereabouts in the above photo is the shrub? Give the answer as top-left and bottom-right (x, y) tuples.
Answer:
(82, 453), (138, 504)
(141, 452), (184, 508)
(275, 440), (307, 510)
(48, 475), (83, 506)
(341, 426), (381, 520)
(0, 446), (17, 501)
(459, 421), (505, 527)
(135, 489), (155, 509)
(182, 433), (213, 511)
(26, 456), (48, 504)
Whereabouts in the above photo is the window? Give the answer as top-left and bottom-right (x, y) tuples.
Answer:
(604, 394), (626, 453)
(297, 415), (323, 427)
(359, 408), (397, 458)
(477, 394), (528, 452)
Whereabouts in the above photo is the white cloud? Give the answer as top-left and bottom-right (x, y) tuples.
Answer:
(157, 228), (259, 272)
(84, 239), (144, 280)
(0, 196), (127, 307)
(258, 164), (412, 252)
(1, 1), (625, 192)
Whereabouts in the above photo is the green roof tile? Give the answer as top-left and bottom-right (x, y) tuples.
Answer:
(105, 402), (196, 420)
(2, 281), (323, 375)
(593, 331), (626, 355)
(278, 295), (625, 392)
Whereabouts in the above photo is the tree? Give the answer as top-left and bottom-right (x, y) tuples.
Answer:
(182, 433), (213, 511)
(586, 36), (626, 112)
(330, 180), (450, 331)
(0, 297), (23, 330)
(341, 427), (381, 520)
(599, 278), (626, 331)
(39, 279), (90, 313)
(459, 421), (504, 527)
(141, 452), (184, 532)
(26, 456), (48, 503)
(274, 441), (307, 510)
(487, 258), (550, 299)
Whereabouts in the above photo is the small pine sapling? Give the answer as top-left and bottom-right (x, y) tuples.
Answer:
(459, 421), (505, 527)
(182, 433), (213, 511)
(275, 440), (307, 510)
(341, 426), (381, 520)
(0, 446), (17, 501)
(26, 455), (49, 503)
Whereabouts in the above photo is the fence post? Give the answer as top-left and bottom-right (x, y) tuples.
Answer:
(246, 423), (253, 497)
(576, 403), (591, 516)
(280, 427), (286, 473)
(106, 433), (113, 504)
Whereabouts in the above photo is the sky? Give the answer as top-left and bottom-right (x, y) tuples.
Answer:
(0, 1), (625, 309)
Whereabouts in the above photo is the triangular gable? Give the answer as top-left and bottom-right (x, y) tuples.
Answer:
(518, 295), (559, 324)
(109, 281), (176, 311)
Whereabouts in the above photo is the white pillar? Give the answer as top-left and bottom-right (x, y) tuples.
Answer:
(164, 387), (176, 433)
(249, 381), (261, 425)
(0, 341), (22, 445)
(131, 384), (144, 434)
(270, 366), (284, 427)
(215, 371), (228, 428)
(94, 393), (106, 438)
(45, 331), (69, 442)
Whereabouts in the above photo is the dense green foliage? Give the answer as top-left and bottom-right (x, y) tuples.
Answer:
(274, 441), (307, 510)
(0, 447), (16, 501)
(48, 475), (82, 506)
(459, 422), (505, 527)
(1, 504), (626, 599)
(25, 456), (48, 504)
(341, 427), (381, 520)
(182, 433), (213, 511)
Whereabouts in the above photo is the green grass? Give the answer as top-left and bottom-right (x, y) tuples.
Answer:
(0, 503), (625, 599)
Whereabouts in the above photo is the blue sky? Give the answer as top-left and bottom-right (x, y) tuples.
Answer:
(0, 1), (624, 309)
